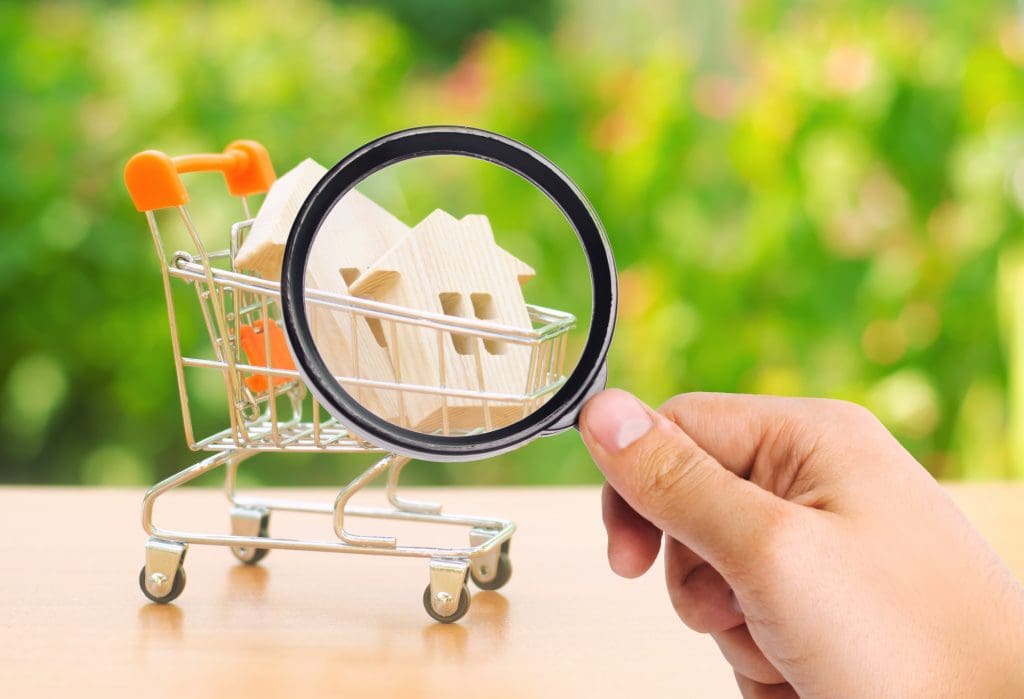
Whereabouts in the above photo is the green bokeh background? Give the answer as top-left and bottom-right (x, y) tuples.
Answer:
(4, 0), (1024, 487)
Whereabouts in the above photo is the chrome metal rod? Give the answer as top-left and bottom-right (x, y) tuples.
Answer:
(142, 449), (242, 535)
(169, 259), (574, 344)
(145, 449), (514, 560)
(386, 456), (443, 514)
(332, 454), (399, 548)
(181, 357), (566, 403)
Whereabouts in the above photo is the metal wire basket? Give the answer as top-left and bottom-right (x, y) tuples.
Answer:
(126, 141), (574, 622)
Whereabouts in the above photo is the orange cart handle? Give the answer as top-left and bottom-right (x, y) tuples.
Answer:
(124, 140), (276, 212)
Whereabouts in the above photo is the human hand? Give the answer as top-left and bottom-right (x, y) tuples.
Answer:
(579, 389), (1024, 698)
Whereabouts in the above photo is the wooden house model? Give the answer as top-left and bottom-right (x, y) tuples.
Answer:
(348, 209), (535, 432)
(236, 159), (538, 435)
(236, 159), (407, 420)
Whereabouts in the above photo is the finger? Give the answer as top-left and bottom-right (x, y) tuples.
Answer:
(579, 389), (790, 575)
(734, 672), (798, 699)
(713, 624), (787, 685)
(665, 537), (744, 633)
(602, 482), (661, 578)
(658, 392), (886, 493)
(657, 393), (811, 475)
(664, 535), (705, 591)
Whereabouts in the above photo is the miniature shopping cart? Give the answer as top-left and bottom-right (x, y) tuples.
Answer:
(125, 141), (574, 622)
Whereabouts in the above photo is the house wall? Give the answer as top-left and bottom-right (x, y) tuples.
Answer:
(350, 210), (538, 433)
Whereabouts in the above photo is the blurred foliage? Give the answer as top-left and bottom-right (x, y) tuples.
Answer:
(3, 0), (1024, 488)
(342, 0), (557, 63)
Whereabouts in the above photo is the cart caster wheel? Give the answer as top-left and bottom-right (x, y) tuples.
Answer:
(232, 544), (269, 565)
(471, 551), (512, 591)
(423, 584), (471, 624)
(139, 565), (186, 604)
(469, 534), (512, 591)
(230, 509), (270, 565)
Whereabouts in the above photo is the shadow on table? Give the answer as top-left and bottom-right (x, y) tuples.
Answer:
(137, 602), (184, 638)
(227, 563), (271, 599)
(420, 590), (511, 659)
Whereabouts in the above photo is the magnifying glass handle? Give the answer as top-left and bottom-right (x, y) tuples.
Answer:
(541, 361), (609, 436)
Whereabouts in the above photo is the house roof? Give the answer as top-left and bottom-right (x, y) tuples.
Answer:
(348, 209), (536, 298)
(235, 158), (409, 282)
(235, 158), (325, 278)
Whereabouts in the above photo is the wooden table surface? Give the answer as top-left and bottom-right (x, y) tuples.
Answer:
(1, 484), (1021, 698)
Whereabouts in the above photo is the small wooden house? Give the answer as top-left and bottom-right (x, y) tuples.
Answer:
(235, 158), (408, 282)
(236, 159), (407, 419)
(237, 160), (540, 434)
(348, 209), (536, 433)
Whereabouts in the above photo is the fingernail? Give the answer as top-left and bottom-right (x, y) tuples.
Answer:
(584, 390), (653, 453)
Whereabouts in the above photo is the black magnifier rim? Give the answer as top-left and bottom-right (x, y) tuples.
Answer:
(281, 125), (616, 460)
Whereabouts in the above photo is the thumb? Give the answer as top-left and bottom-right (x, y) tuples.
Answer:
(580, 389), (786, 575)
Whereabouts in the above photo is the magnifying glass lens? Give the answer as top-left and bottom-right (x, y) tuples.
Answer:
(281, 128), (615, 461)
(301, 154), (590, 437)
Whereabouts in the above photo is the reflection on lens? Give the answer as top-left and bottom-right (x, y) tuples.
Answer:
(242, 154), (588, 437)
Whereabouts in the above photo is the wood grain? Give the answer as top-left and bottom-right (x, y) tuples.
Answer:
(350, 210), (536, 432)
(1, 483), (1021, 698)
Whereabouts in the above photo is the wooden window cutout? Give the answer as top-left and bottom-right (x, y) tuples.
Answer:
(470, 292), (506, 354)
(365, 318), (388, 348)
(340, 267), (361, 286)
(341, 266), (387, 348)
(438, 292), (474, 355)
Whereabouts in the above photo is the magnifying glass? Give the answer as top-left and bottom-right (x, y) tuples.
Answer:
(281, 126), (616, 461)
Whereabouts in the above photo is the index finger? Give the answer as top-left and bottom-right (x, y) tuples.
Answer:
(657, 393), (874, 487)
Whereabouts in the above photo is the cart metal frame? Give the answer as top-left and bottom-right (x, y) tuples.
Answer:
(130, 144), (573, 622)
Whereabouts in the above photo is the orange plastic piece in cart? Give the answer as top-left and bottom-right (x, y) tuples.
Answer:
(238, 319), (297, 393)
(124, 140), (276, 212)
